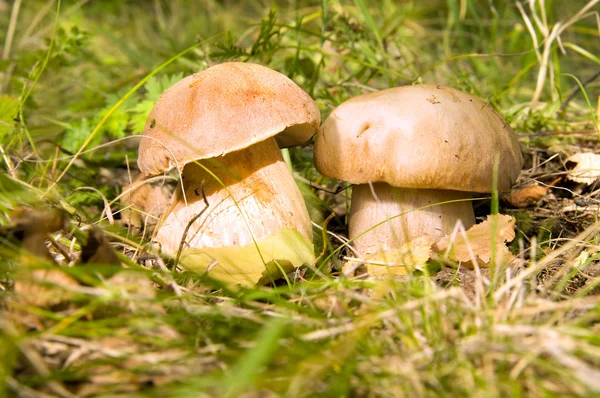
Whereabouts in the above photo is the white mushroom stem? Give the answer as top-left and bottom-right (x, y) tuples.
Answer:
(155, 137), (312, 255)
(349, 183), (475, 256)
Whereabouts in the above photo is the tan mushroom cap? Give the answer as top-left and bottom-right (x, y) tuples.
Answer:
(138, 62), (320, 175)
(314, 85), (523, 192)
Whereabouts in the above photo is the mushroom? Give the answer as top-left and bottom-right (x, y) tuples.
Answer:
(138, 62), (320, 285)
(314, 84), (523, 258)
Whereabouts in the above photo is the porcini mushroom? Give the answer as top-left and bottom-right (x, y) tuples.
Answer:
(314, 84), (523, 259)
(138, 62), (320, 285)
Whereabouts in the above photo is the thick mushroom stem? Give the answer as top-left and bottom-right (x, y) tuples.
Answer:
(155, 137), (312, 255)
(349, 183), (475, 256)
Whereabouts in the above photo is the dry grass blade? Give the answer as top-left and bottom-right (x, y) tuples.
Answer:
(495, 324), (600, 392)
(175, 180), (209, 266)
(301, 287), (472, 341)
(1, 320), (77, 398)
(529, 0), (600, 108)
(494, 219), (600, 301)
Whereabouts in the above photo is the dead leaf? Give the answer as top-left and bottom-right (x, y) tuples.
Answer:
(80, 227), (121, 266)
(504, 184), (548, 208)
(74, 227), (122, 285)
(566, 152), (600, 184)
(2, 205), (67, 261)
(433, 214), (516, 268)
(2, 206), (78, 308)
(21, 231), (55, 262)
(9, 205), (66, 234)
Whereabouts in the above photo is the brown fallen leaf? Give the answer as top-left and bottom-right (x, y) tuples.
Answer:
(565, 152), (600, 184)
(2, 205), (67, 261)
(9, 205), (66, 234)
(504, 184), (548, 208)
(3, 206), (79, 308)
(433, 214), (516, 268)
(72, 227), (123, 286)
(81, 226), (121, 266)
(21, 231), (55, 262)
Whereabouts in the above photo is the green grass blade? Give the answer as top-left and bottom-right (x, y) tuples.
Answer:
(352, 0), (383, 48)
(224, 319), (287, 397)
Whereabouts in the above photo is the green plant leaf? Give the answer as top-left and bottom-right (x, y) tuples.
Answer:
(159, 73), (184, 96)
(129, 99), (156, 134)
(0, 95), (19, 139)
(60, 118), (101, 153)
(96, 106), (129, 139)
(144, 72), (184, 102)
(128, 73), (184, 134)
(352, 0), (382, 48)
(180, 228), (315, 286)
(223, 318), (286, 397)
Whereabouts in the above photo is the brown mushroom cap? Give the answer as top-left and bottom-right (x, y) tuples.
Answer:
(314, 85), (523, 192)
(138, 62), (320, 175)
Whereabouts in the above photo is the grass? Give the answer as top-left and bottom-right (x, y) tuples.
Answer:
(1, 0), (600, 396)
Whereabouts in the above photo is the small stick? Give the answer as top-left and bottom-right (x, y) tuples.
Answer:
(47, 234), (72, 263)
(294, 174), (349, 195)
(174, 181), (209, 266)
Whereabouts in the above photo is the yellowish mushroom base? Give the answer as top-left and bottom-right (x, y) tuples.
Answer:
(155, 137), (314, 285)
(180, 228), (314, 286)
(344, 235), (437, 277)
(348, 183), (475, 274)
